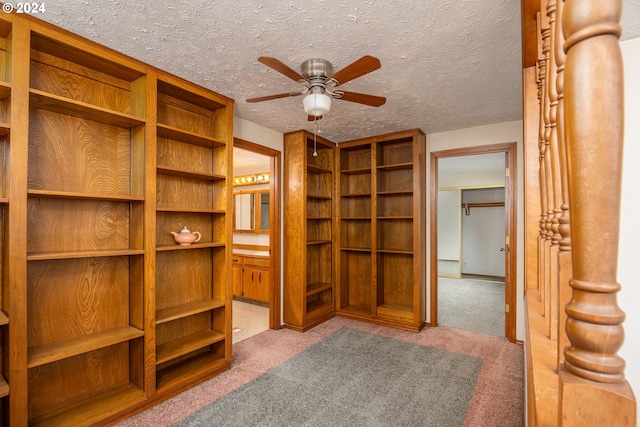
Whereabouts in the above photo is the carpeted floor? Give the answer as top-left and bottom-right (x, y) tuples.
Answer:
(175, 327), (482, 426)
(116, 317), (524, 427)
(439, 277), (505, 337)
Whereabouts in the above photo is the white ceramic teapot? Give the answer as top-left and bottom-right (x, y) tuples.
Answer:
(171, 226), (202, 245)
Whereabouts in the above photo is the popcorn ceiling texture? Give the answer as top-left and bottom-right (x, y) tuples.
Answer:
(38, 0), (640, 142)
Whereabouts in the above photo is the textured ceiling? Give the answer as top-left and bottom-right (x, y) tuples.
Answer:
(36, 1), (640, 143)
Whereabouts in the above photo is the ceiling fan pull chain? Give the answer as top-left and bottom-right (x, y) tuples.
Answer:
(313, 117), (318, 156)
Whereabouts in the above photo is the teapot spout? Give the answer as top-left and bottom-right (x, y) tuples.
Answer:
(171, 231), (178, 236)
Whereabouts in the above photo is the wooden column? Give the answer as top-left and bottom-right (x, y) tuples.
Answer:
(559, 0), (636, 424)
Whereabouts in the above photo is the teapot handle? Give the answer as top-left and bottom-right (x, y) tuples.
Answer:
(192, 231), (202, 243)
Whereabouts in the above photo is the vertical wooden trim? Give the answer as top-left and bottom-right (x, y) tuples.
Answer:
(428, 153), (439, 326)
(523, 66), (541, 293)
(143, 69), (158, 396)
(8, 17), (30, 426)
(506, 146), (518, 342)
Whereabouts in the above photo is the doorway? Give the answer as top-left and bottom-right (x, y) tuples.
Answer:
(429, 143), (517, 342)
(232, 138), (281, 340)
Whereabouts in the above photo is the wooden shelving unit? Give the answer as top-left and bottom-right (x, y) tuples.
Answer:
(24, 25), (148, 426)
(336, 130), (426, 331)
(153, 73), (232, 393)
(0, 16), (11, 420)
(337, 144), (374, 318)
(283, 130), (335, 331)
(0, 13), (234, 426)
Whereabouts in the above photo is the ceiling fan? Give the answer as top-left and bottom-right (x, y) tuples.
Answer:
(246, 55), (386, 120)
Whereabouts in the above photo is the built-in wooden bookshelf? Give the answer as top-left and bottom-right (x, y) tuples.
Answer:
(25, 26), (148, 427)
(336, 130), (426, 331)
(0, 16), (12, 422)
(153, 74), (232, 393)
(283, 130), (335, 331)
(338, 144), (374, 317)
(282, 129), (425, 333)
(0, 12), (234, 426)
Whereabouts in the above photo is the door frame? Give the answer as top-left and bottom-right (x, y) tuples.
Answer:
(233, 138), (282, 329)
(429, 142), (517, 342)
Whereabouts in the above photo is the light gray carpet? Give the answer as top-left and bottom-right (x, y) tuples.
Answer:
(438, 277), (504, 337)
(174, 327), (483, 427)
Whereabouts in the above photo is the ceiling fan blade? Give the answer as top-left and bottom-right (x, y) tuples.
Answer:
(258, 56), (305, 82)
(327, 55), (381, 85)
(308, 115), (323, 121)
(338, 91), (386, 107)
(246, 92), (302, 103)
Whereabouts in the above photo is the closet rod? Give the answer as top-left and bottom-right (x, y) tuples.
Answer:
(461, 202), (504, 215)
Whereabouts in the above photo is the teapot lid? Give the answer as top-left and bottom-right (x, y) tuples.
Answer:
(181, 226), (190, 232)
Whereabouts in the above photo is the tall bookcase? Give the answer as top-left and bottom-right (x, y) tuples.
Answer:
(283, 130), (335, 331)
(0, 16), (12, 423)
(153, 73), (232, 392)
(336, 130), (426, 331)
(0, 13), (234, 426)
(25, 28), (148, 426)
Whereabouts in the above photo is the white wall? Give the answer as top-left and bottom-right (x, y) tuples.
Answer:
(233, 117), (284, 243)
(619, 37), (640, 413)
(461, 188), (505, 277)
(437, 189), (461, 263)
(427, 120), (525, 340)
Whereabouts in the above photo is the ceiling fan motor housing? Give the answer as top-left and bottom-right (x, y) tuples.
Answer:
(301, 58), (334, 81)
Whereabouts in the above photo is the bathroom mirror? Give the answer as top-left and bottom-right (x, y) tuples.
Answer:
(233, 191), (269, 232)
(234, 193), (254, 231)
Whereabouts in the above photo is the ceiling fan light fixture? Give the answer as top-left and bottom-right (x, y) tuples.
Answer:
(303, 91), (332, 117)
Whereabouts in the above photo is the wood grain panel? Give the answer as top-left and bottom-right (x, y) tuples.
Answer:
(377, 253), (413, 307)
(155, 250), (213, 310)
(157, 137), (213, 175)
(377, 139), (413, 165)
(155, 311), (215, 346)
(340, 251), (372, 309)
(28, 109), (131, 195)
(157, 94), (214, 136)
(377, 168), (413, 192)
(340, 220), (371, 249)
(306, 219), (331, 242)
(306, 244), (332, 285)
(306, 141), (333, 170)
(341, 172), (371, 195)
(30, 60), (132, 114)
(27, 257), (131, 348)
(27, 343), (132, 420)
(340, 196), (371, 218)
(156, 212), (213, 246)
(377, 219), (413, 252)
(27, 198), (131, 253)
(377, 193), (412, 217)
(307, 172), (332, 197)
(340, 146), (371, 170)
(156, 175), (213, 210)
(307, 198), (332, 218)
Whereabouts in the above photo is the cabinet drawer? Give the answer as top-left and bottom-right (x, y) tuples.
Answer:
(242, 256), (270, 268)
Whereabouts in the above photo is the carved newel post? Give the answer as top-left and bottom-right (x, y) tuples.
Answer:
(560, 0), (636, 425)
